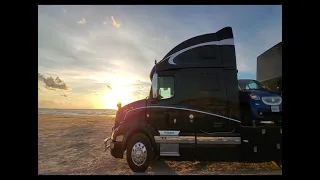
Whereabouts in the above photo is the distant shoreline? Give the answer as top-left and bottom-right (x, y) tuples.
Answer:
(38, 113), (116, 117)
(38, 108), (117, 116)
(38, 108), (117, 111)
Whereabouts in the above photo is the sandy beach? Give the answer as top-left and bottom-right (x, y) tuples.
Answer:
(38, 114), (282, 175)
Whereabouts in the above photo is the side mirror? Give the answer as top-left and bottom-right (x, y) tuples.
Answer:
(152, 73), (158, 99)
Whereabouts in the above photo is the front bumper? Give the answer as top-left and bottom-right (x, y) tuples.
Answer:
(103, 137), (112, 151)
(254, 108), (282, 125)
(250, 103), (282, 124)
(103, 132), (125, 158)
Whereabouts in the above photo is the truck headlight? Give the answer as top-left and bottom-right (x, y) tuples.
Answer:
(111, 128), (123, 142)
(249, 94), (260, 100)
(111, 126), (119, 140)
(116, 135), (124, 141)
(111, 131), (115, 139)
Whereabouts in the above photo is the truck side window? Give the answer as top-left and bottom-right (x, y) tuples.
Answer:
(158, 76), (174, 100)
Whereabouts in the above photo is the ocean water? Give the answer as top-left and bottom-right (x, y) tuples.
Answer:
(38, 108), (117, 116)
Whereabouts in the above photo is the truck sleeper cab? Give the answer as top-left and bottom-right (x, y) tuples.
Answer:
(104, 27), (282, 172)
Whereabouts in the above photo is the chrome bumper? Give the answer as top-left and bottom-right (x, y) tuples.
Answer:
(103, 137), (112, 152)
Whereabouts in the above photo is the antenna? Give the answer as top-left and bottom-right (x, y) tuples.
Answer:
(155, 35), (157, 60)
(154, 27), (158, 72)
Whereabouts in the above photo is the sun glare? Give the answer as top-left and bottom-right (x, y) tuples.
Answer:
(100, 88), (134, 109)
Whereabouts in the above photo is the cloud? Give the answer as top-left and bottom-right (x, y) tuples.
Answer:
(61, 94), (68, 97)
(38, 100), (57, 107)
(38, 73), (69, 90)
(38, 5), (281, 108)
(77, 17), (86, 24)
(111, 16), (120, 27)
(128, 80), (151, 100)
(38, 99), (92, 109)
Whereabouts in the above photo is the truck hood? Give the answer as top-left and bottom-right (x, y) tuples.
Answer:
(120, 99), (147, 111)
(114, 99), (147, 127)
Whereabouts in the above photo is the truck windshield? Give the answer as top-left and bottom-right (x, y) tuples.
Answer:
(238, 80), (270, 90)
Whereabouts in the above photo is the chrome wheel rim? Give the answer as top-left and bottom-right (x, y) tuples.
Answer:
(131, 142), (147, 166)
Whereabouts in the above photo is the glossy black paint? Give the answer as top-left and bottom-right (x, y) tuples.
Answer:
(149, 27), (236, 80)
(110, 142), (124, 158)
(114, 99), (147, 128)
(114, 27), (241, 159)
(147, 68), (241, 135)
(109, 26), (282, 162)
(146, 27), (241, 159)
(147, 27), (240, 138)
(116, 27), (240, 133)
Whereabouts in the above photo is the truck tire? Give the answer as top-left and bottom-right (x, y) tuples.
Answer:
(126, 133), (153, 172)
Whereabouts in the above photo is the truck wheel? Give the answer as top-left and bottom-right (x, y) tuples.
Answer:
(126, 133), (152, 172)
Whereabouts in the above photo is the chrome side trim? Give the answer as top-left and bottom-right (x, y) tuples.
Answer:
(200, 128), (236, 135)
(154, 136), (241, 145)
(159, 144), (180, 156)
(123, 106), (241, 123)
(196, 137), (241, 145)
(160, 152), (180, 156)
(103, 137), (112, 152)
(154, 136), (195, 144)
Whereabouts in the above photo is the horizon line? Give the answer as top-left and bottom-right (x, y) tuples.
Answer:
(38, 108), (117, 110)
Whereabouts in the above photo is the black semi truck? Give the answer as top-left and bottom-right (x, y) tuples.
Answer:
(104, 27), (282, 172)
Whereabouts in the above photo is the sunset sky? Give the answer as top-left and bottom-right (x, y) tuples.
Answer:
(38, 5), (282, 109)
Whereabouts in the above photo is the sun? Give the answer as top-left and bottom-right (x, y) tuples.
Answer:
(100, 88), (134, 109)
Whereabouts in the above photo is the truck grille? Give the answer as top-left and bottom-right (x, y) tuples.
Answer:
(262, 96), (282, 105)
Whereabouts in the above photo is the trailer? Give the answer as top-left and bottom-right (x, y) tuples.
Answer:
(257, 42), (282, 92)
(104, 27), (282, 172)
